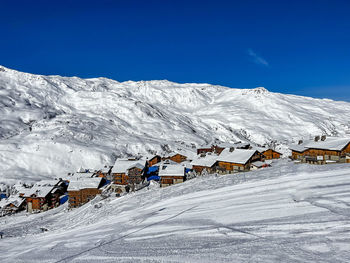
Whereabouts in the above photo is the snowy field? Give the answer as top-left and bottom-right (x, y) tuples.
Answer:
(0, 160), (349, 262)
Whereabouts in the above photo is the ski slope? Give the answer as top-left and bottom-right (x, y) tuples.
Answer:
(1, 65), (350, 184)
(0, 160), (349, 262)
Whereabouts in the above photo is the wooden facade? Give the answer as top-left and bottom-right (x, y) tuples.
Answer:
(217, 161), (249, 172)
(164, 153), (187, 163)
(217, 151), (262, 173)
(68, 188), (102, 208)
(148, 155), (161, 166)
(112, 172), (128, 185)
(291, 150), (306, 160)
(192, 164), (216, 174)
(160, 176), (185, 187)
(262, 149), (281, 160)
(127, 167), (144, 185)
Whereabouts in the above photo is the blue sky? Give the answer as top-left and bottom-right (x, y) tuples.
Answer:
(1, 0), (350, 101)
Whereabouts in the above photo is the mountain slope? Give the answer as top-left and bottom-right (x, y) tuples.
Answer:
(1, 65), (350, 183)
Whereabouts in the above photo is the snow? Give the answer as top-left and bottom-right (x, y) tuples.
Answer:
(304, 137), (350, 151)
(217, 148), (257, 164)
(23, 186), (54, 198)
(0, 195), (24, 209)
(2, 66), (350, 184)
(190, 154), (218, 167)
(111, 160), (145, 174)
(67, 178), (102, 191)
(158, 164), (185, 177)
(0, 161), (349, 262)
(251, 161), (266, 167)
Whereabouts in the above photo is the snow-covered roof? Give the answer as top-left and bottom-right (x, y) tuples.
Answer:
(217, 149), (257, 164)
(289, 144), (307, 152)
(156, 159), (178, 166)
(68, 172), (96, 181)
(158, 164), (185, 177)
(33, 180), (60, 187)
(67, 177), (103, 191)
(250, 146), (267, 153)
(100, 166), (111, 173)
(0, 196), (25, 209)
(197, 144), (213, 149)
(111, 160), (145, 174)
(24, 186), (55, 198)
(191, 155), (218, 167)
(304, 137), (350, 151)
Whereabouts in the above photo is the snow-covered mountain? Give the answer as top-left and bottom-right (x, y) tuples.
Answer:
(1, 65), (350, 183)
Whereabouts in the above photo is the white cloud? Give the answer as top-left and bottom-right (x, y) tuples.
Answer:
(247, 49), (269, 67)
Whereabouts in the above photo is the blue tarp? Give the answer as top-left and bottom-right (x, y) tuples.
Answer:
(0, 193), (7, 199)
(147, 166), (159, 174)
(185, 168), (191, 174)
(147, 175), (160, 181)
(59, 195), (69, 204)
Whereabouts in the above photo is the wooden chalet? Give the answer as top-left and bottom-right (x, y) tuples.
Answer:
(261, 149), (281, 159)
(163, 153), (188, 163)
(148, 155), (162, 166)
(96, 166), (112, 178)
(0, 196), (26, 216)
(191, 154), (218, 174)
(68, 177), (104, 208)
(158, 164), (186, 187)
(24, 180), (66, 213)
(216, 148), (262, 173)
(110, 159), (145, 185)
(290, 137), (350, 164)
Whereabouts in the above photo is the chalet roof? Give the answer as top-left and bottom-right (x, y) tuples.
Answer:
(191, 155), (218, 167)
(304, 137), (350, 151)
(69, 172), (96, 180)
(167, 149), (197, 161)
(0, 196), (25, 209)
(197, 144), (213, 149)
(100, 166), (111, 173)
(24, 186), (55, 198)
(67, 177), (103, 191)
(217, 149), (257, 165)
(250, 146), (267, 153)
(158, 164), (185, 177)
(33, 180), (61, 187)
(289, 144), (307, 152)
(156, 159), (178, 166)
(251, 147), (282, 155)
(111, 160), (145, 174)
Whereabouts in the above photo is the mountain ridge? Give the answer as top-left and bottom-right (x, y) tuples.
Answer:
(1, 65), (350, 183)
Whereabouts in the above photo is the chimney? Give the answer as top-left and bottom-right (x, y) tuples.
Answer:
(229, 147), (235, 152)
(298, 140), (303, 145)
(314, 136), (320, 142)
(321, 135), (326, 141)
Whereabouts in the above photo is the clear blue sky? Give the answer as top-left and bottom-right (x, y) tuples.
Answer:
(1, 0), (350, 101)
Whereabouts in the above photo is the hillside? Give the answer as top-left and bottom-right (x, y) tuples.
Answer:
(1, 66), (350, 183)
(0, 160), (349, 262)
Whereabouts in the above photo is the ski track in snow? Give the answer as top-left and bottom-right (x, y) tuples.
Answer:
(1, 66), (350, 184)
(0, 160), (350, 262)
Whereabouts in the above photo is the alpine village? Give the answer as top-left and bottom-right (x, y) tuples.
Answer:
(1, 135), (350, 217)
